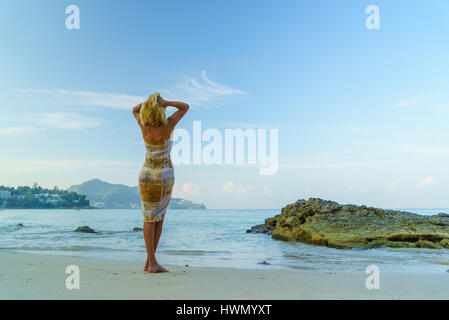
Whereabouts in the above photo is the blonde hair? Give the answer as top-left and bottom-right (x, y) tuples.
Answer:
(140, 91), (167, 127)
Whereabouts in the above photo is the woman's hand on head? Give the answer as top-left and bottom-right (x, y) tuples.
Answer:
(158, 95), (168, 108)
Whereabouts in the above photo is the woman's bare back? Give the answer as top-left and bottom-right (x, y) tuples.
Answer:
(140, 124), (173, 142)
(132, 96), (189, 142)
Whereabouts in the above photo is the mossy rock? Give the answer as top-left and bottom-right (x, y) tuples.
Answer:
(271, 229), (295, 241)
(416, 240), (442, 249)
(440, 239), (449, 249)
(248, 198), (449, 250)
(365, 239), (416, 249)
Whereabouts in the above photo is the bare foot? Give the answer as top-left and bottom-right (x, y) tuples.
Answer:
(143, 258), (149, 272)
(148, 263), (168, 273)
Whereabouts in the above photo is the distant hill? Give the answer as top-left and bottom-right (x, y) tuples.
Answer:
(67, 179), (206, 210)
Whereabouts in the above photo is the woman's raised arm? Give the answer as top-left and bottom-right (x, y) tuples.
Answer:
(132, 103), (142, 125)
(159, 96), (189, 129)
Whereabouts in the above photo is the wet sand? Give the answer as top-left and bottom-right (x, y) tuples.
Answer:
(1, 251), (448, 299)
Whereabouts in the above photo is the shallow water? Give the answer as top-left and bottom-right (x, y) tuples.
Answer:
(1, 208), (448, 273)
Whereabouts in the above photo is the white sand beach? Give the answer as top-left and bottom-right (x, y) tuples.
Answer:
(1, 251), (448, 300)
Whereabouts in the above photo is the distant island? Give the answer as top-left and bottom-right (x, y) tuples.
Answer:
(68, 178), (206, 209)
(0, 179), (206, 210)
(0, 183), (90, 209)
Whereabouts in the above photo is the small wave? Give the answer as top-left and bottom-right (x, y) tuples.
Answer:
(283, 253), (315, 259)
(60, 245), (118, 252)
(386, 247), (448, 254)
(0, 245), (128, 252)
(288, 265), (318, 271)
(96, 230), (140, 235)
(435, 259), (449, 265)
(0, 223), (26, 232)
(163, 249), (231, 256)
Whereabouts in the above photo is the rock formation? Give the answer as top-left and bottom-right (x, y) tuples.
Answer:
(74, 226), (97, 233)
(247, 198), (449, 249)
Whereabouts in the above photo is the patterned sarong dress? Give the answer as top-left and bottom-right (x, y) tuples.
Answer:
(138, 139), (174, 223)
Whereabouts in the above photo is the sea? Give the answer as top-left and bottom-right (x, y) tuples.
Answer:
(1, 208), (449, 273)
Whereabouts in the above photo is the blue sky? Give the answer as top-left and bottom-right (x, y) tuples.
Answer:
(1, 0), (449, 209)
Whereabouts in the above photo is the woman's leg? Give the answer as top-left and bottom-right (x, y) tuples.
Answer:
(154, 219), (164, 253)
(143, 221), (167, 273)
(143, 222), (155, 272)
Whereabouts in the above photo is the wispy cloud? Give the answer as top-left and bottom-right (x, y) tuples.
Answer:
(221, 181), (234, 193)
(397, 145), (449, 154)
(0, 112), (103, 136)
(280, 161), (386, 169)
(20, 89), (144, 110)
(390, 94), (440, 108)
(221, 181), (248, 197)
(27, 112), (105, 130)
(0, 126), (42, 135)
(417, 176), (435, 187)
(20, 70), (245, 110)
(390, 94), (449, 113)
(164, 70), (247, 107)
(172, 183), (200, 197)
(0, 159), (140, 173)
(235, 186), (248, 198)
(221, 122), (281, 129)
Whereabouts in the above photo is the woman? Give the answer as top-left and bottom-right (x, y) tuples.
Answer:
(132, 92), (189, 273)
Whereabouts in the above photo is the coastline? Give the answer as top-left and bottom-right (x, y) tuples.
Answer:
(1, 251), (448, 300)
(1, 207), (96, 210)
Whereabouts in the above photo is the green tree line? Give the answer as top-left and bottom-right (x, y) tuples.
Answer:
(0, 182), (91, 209)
